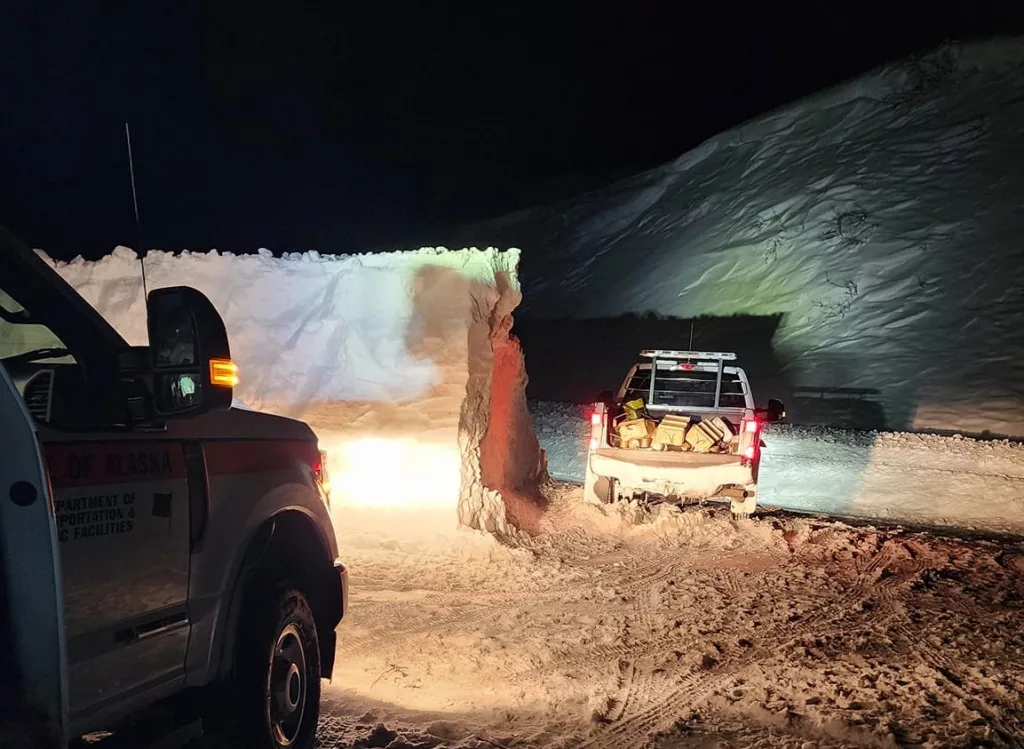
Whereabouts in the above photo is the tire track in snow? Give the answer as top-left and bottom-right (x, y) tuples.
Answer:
(501, 555), (695, 686)
(601, 660), (638, 724)
(511, 542), (866, 685)
(340, 585), (613, 672)
(665, 541), (944, 706)
(337, 603), (494, 655)
(506, 554), (796, 686)
(889, 622), (1017, 744)
(596, 561), (674, 732)
(354, 537), (948, 748)
(579, 670), (702, 749)
(579, 540), (937, 747)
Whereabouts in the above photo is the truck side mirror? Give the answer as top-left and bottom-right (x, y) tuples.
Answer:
(766, 398), (786, 422)
(147, 286), (237, 417)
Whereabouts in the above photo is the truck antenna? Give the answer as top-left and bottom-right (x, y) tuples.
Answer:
(688, 323), (694, 350)
(125, 122), (149, 299)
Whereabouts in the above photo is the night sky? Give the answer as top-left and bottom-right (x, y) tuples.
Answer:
(3, 2), (1021, 260)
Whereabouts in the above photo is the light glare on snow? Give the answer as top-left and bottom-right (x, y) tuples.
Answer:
(324, 437), (461, 510)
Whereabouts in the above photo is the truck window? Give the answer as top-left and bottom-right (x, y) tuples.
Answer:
(0, 282), (90, 425)
(624, 367), (747, 409)
(0, 289), (74, 363)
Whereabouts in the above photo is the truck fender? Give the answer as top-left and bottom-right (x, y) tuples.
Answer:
(213, 507), (342, 684)
(214, 518), (276, 682)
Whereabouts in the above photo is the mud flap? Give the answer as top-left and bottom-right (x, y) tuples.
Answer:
(730, 494), (757, 517)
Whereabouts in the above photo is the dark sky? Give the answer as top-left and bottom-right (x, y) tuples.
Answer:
(2, 2), (1021, 260)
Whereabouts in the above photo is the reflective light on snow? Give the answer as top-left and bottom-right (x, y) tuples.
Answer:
(325, 437), (461, 510)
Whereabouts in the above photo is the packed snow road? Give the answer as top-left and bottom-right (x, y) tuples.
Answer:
(317, 485), (1024, 749)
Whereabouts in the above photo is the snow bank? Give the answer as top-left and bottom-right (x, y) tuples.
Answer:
(456, 39), (1024, 438)
(44, 247), (545, 533)
(532, 399), (1024, 535)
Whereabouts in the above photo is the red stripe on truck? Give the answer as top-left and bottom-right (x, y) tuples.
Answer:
(43, 443), (187, 489)
(204, 440), (319, 477)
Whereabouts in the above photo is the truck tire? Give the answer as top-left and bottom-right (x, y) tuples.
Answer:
(593, 476), (618, 503)
(229, 584), (322, 749)
(584, 461), (619, 505)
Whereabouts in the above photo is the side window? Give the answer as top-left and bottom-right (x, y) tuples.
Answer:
(0, 285), (83, 424)
(0, 288), (73, 361)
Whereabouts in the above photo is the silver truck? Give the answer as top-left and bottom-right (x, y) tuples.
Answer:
(0, 226), (347, 749)
(583, 350), (785, 517)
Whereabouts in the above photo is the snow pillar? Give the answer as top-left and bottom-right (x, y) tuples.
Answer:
(457, 269), (547, 535)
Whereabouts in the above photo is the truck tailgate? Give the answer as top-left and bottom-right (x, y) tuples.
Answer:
(590, 448), (753, 496)
(593, 448), (740, 469)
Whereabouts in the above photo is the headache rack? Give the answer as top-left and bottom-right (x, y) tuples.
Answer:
(639, 350), (737, 361)
(635, 350), (741, 410)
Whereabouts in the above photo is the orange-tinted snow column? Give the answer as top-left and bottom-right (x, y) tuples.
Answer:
(478, 271), (547, 534)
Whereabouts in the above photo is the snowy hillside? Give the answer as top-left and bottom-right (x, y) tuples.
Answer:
(456, 39), (1024, 438)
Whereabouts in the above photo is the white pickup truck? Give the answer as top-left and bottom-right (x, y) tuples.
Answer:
(583, 350), (785, 517)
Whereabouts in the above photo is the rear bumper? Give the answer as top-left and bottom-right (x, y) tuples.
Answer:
(588, 450), (756, 498)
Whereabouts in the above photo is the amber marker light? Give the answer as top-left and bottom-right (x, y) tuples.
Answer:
(209, 358), (240, 388)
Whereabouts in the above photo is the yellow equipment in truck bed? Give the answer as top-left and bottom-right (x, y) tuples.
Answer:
(651, 414), (690, 451)
(684, 422), (719, 452)
(613, 414), (657, 449)
(684, 417), (736, 453)
(622, 398), (647, 420)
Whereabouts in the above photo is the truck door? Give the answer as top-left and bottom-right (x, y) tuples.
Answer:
(0, 361), (69, 745)
(42, 436), (192, 727)
(0, 234), (191, 731)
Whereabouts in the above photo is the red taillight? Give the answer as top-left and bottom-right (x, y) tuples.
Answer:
(742, 419), (762, 462)
(590, 409), (604, 451)
(313, 449), (331, 501)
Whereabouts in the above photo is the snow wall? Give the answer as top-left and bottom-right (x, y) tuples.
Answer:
(44, 247), (546, 535)
(452, 39), (1024, 438)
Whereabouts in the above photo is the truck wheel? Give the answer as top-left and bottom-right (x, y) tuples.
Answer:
(230, 584), (322, 749)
